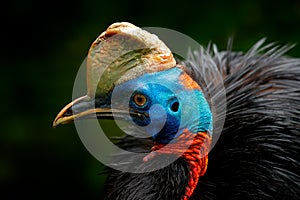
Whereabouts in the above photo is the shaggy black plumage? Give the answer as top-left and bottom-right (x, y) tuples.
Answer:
(104, 39), (300, 200)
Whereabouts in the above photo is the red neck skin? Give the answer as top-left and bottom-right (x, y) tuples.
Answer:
(143, 130), (212, 200)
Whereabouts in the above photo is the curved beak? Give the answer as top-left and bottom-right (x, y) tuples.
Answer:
(52, 95), (114, 127)
(53, 95), (145, 128)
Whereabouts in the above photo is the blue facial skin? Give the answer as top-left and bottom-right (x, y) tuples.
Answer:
(113, 67), (212, 144)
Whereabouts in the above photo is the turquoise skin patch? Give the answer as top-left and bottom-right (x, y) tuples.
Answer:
(113, 67), (213, 144)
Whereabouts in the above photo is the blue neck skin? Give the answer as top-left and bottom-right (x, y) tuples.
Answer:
(112, 67), (213, 144)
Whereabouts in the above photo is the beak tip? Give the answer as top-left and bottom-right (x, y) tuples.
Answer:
(52, 117), (61, 128)
(52, 122), (58, 128)
(53, 95), (91, 129)
(52, 114), (75, 128)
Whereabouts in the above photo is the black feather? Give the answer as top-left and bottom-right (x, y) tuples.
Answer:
(187, 39), (300, 200)
(104, 40), (300, 200)
(104, 136), (190, 200)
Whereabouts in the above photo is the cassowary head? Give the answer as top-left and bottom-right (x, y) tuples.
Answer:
(53, 22), (213, 199)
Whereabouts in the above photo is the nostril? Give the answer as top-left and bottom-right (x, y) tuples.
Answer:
(171, 101), (179, 112)
(64, 109), (73, 117)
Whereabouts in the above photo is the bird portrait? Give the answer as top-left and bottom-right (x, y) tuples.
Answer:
(53, 22), (300, 200)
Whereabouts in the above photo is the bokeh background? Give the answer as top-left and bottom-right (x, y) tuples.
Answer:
(2, 0), (300, 199)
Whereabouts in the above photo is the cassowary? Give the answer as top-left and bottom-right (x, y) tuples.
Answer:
(53, 22), (300, 200)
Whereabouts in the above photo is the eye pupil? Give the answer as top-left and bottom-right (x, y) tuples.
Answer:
(133, 94), (147, 106)
(171, 101), (179, 112)
(137, 97), (143, 103)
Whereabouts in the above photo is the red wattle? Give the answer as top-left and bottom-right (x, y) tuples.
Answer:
(143, 130), (212, 200)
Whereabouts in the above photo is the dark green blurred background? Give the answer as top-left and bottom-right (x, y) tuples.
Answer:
(2, 0), (300, 199)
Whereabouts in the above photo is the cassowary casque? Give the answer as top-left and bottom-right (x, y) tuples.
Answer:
(53, 22), (300, 200)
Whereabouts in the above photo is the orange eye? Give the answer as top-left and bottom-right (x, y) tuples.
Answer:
(133, 94), (147, 107)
